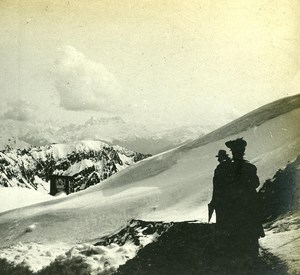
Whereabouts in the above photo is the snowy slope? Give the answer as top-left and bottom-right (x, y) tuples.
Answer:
(0, 187), (54, 213)
(260, 212), (300, 275)
(0, 94), (299, 273)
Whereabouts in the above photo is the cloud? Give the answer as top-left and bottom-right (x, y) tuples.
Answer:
(1, 99), (35, 121)
(55, 46), (124, 112)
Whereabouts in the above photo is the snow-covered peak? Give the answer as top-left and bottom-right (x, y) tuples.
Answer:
(0, 140), (150, 191)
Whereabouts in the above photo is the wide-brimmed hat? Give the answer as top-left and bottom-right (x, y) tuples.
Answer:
(225, 138), (247, 152)
(215, 149), (229, 158)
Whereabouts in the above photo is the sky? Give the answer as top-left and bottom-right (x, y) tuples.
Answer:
(0, 0), (299, 131)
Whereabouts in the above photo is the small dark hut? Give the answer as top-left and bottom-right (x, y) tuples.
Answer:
(50, 159), (97, 196)
(50, 175), (74, 195)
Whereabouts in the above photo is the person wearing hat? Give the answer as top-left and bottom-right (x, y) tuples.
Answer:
(209, 149), (231, 224)
(216, 149), (231, 164)
(223, 137), (264, 261)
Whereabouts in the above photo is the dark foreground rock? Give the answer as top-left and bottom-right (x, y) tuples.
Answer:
(0, 221), (288, 275)
(115, 222), (288, 275)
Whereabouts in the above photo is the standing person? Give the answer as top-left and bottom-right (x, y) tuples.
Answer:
(224, 138), (264, 260)
(209, 149), (235, 260)
(209, 150), (231, 224)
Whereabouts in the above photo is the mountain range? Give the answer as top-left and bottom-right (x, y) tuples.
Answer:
(0, 140), (150, 193)
(0, 116), (209, 154)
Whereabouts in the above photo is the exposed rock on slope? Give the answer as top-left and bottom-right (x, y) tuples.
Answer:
(0, 140), (150, 193)
(116, 222), (288, 275)
(259, 156), (300, 222)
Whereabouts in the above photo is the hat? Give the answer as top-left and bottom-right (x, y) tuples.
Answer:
(215, 149), (229, 158)
(225, 138), (247, 152)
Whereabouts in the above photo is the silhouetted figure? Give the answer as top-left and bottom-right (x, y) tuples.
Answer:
(209, 150), (231, 223)
(211, 138), (264, 263)
(227, 138), (264, 259)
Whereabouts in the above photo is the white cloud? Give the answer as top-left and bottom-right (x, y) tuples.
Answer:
(1, 99), (35, 121)
(55, 46), (125, 112)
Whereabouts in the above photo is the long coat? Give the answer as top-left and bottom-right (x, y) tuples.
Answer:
(212, 160), (264, 238)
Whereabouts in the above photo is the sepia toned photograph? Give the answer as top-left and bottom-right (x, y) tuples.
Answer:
(0, 0), (299, 274)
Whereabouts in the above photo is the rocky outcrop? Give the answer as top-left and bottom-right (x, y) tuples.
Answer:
(0, 141), (150, 193)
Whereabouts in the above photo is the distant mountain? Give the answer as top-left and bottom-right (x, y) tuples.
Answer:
(0, 120), (32, 150)
(0, 140), (150, 193)
(0, 119), (61, 150)
(13, 116), (208, 154)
